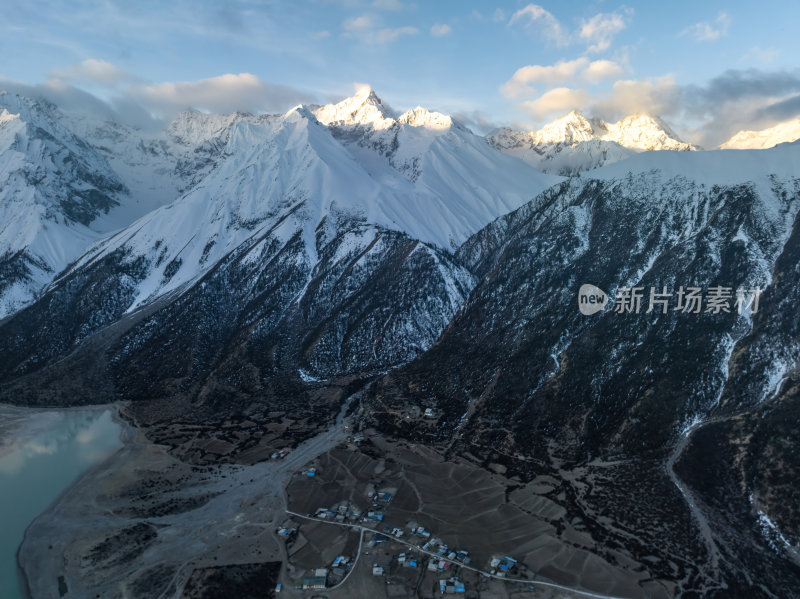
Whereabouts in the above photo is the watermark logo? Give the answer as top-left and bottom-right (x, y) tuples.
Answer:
(578, 284), (762, 316)
(578, 284), (608, 315)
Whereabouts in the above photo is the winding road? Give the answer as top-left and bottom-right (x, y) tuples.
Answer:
(285, 510), (626, 599)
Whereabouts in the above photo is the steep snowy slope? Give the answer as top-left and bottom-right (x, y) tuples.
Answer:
(66, 108), (273, 227)
(65, 101), (524, 310)
(314, 87), (395, 128)
(0, 89), (560, 408)
(487, 110), (696, 175)
(0, 93), (268, 319)
(59, 107), (376, 310)
(0, 92), (126, 317)
(0, 102), (485, 416)
(604, 113), (696, 151)
(56, 90), (558, 313)
(314, 88), (561, 248)
(721, 117), (800, 149)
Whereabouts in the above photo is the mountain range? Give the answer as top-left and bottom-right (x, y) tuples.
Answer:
(721, 116), (800, 150)
(487, 110), (697, 175)
(1, 85), (800, 597)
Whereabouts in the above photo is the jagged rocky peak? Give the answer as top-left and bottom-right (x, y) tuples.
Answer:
(0, 107), (16, 126)
(605, 113), (696, 151)
(314, 87), (458, 131)
(313, 85), (395, 128)
(721, 117), (800, 149)
(0, 92), (74, 146)
(0, 90), (129, 318)
(490, 109), (693, 151)
(282, 103), (316, 120)
(487, 109), (697, 175)
(0, 90), (55, 119)
(524, 109), (696, 151)
(0, 91), (125, 222)
(166, 107), (258, 146)
(0, 91), (25, 122)
(532, 109), (599, 144)
(397, 106), (454, 130)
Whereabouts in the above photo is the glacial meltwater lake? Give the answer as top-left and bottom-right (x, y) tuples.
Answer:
(0, 407), (122, 599)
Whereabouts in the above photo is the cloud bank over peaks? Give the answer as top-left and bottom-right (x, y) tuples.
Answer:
(2, 61), (318, 128)
(501, 57), (626, 99)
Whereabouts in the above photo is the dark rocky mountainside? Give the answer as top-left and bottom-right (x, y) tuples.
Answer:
(363, 156), (800, 596)
(0, 220), (472, 458)
(0, 89), (544, 445)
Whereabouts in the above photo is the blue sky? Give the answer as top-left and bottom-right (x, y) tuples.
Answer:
(2, 0), (800, 145)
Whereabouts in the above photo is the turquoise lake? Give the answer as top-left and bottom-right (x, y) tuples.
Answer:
(0, 408), (122, 599)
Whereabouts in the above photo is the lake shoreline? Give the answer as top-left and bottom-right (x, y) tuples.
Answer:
(11, 394), (357, 598)
(3, 402), (128, 599)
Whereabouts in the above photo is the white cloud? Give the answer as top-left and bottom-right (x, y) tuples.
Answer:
(501, 57), (624, 98)
(592, 76), (683, 119)
(5, 64), (315, 126)
(492, 8), (506, 23)
(342, 13), (419, 43)
(509, 5), (630, 53)
(510, 74), (685, 127)
(374, 26), (418, 42)
(49, 58), (137, 86)
(312, 30), (331, 39)
(131, 72), (315, 115)
(451, 109), (499, 134)
(741, 46), (779, 65)
(502, 58), (587, 98)
(680, 12), (731, 42)
(430, 24), (452, 37)
(521, 87), (590, 119)
(508, 4), (569, 46)
(34, 60), (319, 122)
(344, 14), (378, 33)
(578, 12), (630, 53)
(583, 59), (625, 82)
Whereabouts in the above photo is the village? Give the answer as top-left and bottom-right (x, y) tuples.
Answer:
(276, 459), (537, 597)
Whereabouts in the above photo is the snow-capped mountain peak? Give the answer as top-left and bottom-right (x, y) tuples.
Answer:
(720, 117), (800, 149)
(487, 110), (696, 175)
(0, 91), (128, 317)
(314, 86), (395, 129)
(528, 110), (696, 151)
(0, 107), (20, 126)
(604, 113), (696, 151)
(283, 103), (318, 122)
(166, 107), (258, 146)
(397, 106), (454, 130)
(532, 109), (598, 145)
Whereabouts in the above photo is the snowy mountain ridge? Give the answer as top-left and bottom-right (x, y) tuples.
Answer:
(0, 91), (128, 317)
(0, 91), (291, 319)
(524, 110), (697, 151)
(0, 87), (561, 320)
(313, 86), (395, 129)
(309, 88), (559, 243)
(63, 97), (558, 315)
(721, 117), (800, 150)
(487, 109), (696, 175)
